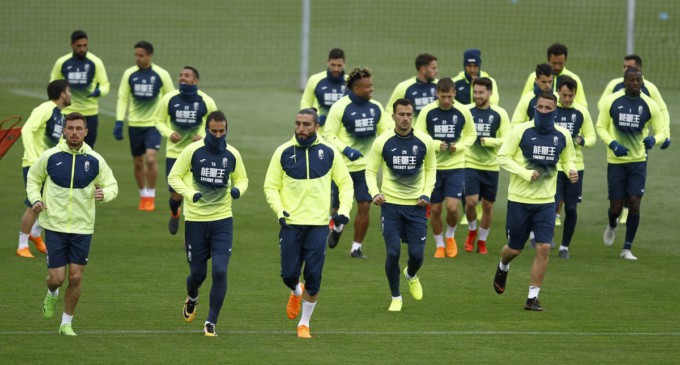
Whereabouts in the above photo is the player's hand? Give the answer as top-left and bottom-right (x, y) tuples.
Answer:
(192, 135), (202, 142)
(417, 195), (430, 207)
(575, 136), (585, 146)
(94, 184), (104, 201)
(661, 137), (671, 150)
(279, 210), (291, 229)
(568, 170), (579, 183)
(332, 214), (349, 226)
(170, 132), (182, 143)
(372, 194), (386, 206)
(643, 136), (656, 150)
(608, 141), (629, 157)
(31, 201), (46, 214)
(342, 147), (363, 161)
(87, 88), (101, 98)
(439, 141), (448, 151)
(230, 187), (240, 199)
(530, 170), (540, 182)
(192, 192), (203, 203)
(448, 142), (457, 153)
(113, 121), (124, 141)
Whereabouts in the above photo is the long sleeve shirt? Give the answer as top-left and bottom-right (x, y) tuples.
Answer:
(50, 52), (109, 116)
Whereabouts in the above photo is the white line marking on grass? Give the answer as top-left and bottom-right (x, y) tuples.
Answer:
(2, 329), (679, 336)
(10, 88), (116, 117)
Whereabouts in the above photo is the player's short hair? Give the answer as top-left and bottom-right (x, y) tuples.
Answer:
(472, 77), (493, 91)
(437, 77), (455, 92)
(47, 80), (69, 100)
(415, 53), (437, 70)
(538, 91), (557, 104)
(624, 66), (642, 78)
(328, 48), (345, 60)
(298, 108), (319, 124)
(392, 98), (414, 112)
(183, 66), (200, 80)
(547, 43), (568, 59)
(557, 75), (577, 92)
(347, 67), (371, 89)
(624, 54), (643, 68)
(71, 30), (88, 44)
(134, 41), (154, 55)
(65, 112), (87, 127)
(206, 110), (228, 125)
(535, 63), (553, 78)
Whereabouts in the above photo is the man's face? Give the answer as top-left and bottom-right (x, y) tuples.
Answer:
(208, 120), (227, 138)
(62, 86), (72, 107)
(535, 97), (557, 114)
(465, 63), (480, 78)
(423, 60), (438, 82)
(437, 89), (455, 109)
(295, 113), (319, 140)
(473, 84), (490, 108)
(623, 59), (638, 72)
(548, 54), (566, 75)
(535, 75), (553, 92)
(135, 48), (152, 69)
(392, 103), (414, 134)
(557, 85), (575, 108)
(64, 119), (88, 149)
(624, 70), (643, 96)
(71, 38), (88, 59)
(352, 77), (373, 100)
(179, 68), (198, 85)
(327, 58), (345, 79)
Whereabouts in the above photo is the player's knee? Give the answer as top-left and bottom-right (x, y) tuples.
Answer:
(48, 273), (66, 287)
(133, 157), (144, 169)
(385, 245), (400, 262)
(145, 155), (157, 166)
(409, 250), (424, 264)
(68, 272), (83, 286)
(536, 243), (551, 256)
(212, 266), (227, 282)
(188, 266), (207, 284)
(564, 203), (577, 216)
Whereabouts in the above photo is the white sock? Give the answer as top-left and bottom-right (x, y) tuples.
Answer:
(61, 313), (73, 325)
(556, 214), (561, 220)
(147, 188), (156, 198)
(48, 288), (59, 297)
(559, 245), (569, 251)
(499, 260), (509, 272)
(351, 242), (362, 251)
(468, 219), (478, 231)
(293, 282), (303, 296)
(30, 220), (42, 237)
(529, 231), (535, 240)
(298, 300), (316, 327)
(445, 225), (457, 238)
(434, 234), (445, 248)
(528, 286), (540, 299)
(333, 224), (344, 233)
(139, 189), (146, 198)
(18, 232), (29, 249)
(392, 295), (403, 301)
(479, 227), (490, 241)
